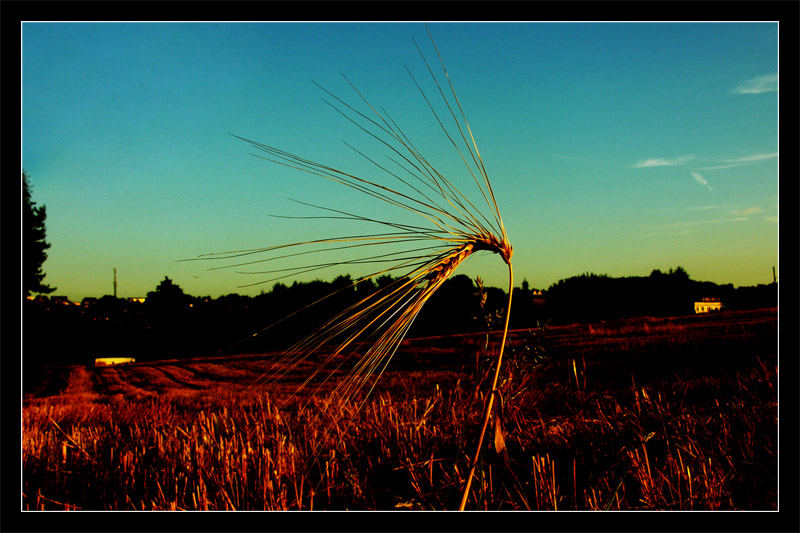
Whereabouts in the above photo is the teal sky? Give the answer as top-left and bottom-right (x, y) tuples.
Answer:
(22, 22), (778, 300)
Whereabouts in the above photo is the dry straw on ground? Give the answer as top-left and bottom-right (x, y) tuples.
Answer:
(192, 27), (514, 510)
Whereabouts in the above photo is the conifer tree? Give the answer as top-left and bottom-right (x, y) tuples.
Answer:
(23, 171), (55, 296)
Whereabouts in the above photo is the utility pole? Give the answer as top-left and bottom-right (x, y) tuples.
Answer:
(772, 266), (777, 284)
(113, 268), (117, 298)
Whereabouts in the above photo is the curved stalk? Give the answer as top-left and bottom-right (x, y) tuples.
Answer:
(458, 261), (513, 510)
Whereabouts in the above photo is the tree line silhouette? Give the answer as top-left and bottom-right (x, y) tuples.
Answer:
(23, 267), (776, 373)
(20, 169), (776, 370)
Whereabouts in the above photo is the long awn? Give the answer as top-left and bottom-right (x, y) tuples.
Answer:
(191, 26), (515, 510)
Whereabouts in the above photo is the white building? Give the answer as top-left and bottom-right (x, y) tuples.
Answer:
(694, 297), (722, 314)
(94, 357), (135, 366)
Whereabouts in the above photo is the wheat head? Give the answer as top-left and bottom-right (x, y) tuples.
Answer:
(190, 25), (515, 510)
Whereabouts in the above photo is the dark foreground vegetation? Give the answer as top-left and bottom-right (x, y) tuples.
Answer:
(23, 308), (777, 510)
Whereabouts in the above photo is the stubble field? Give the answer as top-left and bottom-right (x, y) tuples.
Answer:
(22, 308), (777, 510)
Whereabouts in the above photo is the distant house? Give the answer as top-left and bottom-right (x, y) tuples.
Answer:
(94, 357), (136, 366)
(694, 297), (722, 314)
(127, 297), (145, 304)
(531, 289), (547, 305)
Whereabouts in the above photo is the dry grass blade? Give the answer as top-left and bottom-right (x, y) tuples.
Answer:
(191, 26), (514, 510)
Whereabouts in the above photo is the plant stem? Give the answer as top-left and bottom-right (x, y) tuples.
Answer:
(458, 261), (513, 511)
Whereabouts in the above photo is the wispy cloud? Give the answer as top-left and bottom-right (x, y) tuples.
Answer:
(661, 217), (748, 230)
(693, 152), (777, 170)
(731, 206), (764, 216)
(686, 205), (729, 211)
(690, 171), (713, 192)
(644, 201), (769, 238)
(721, 152), (777, 163)
(693, 163), (742, 171)
(632, 155), (694, 168)
(650, 205), (732, 213)
(642, 228), (695, 238)
(643, 216), (748, 237)
(553, 154), (614, 164)
(732, 73), (778, 94)
(651, 204), (773, 219)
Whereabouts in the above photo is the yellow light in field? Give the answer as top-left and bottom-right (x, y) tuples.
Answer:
(94, 357), (135, 366)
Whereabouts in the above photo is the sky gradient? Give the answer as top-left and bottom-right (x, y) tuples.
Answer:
(22, 22), (779, 300)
